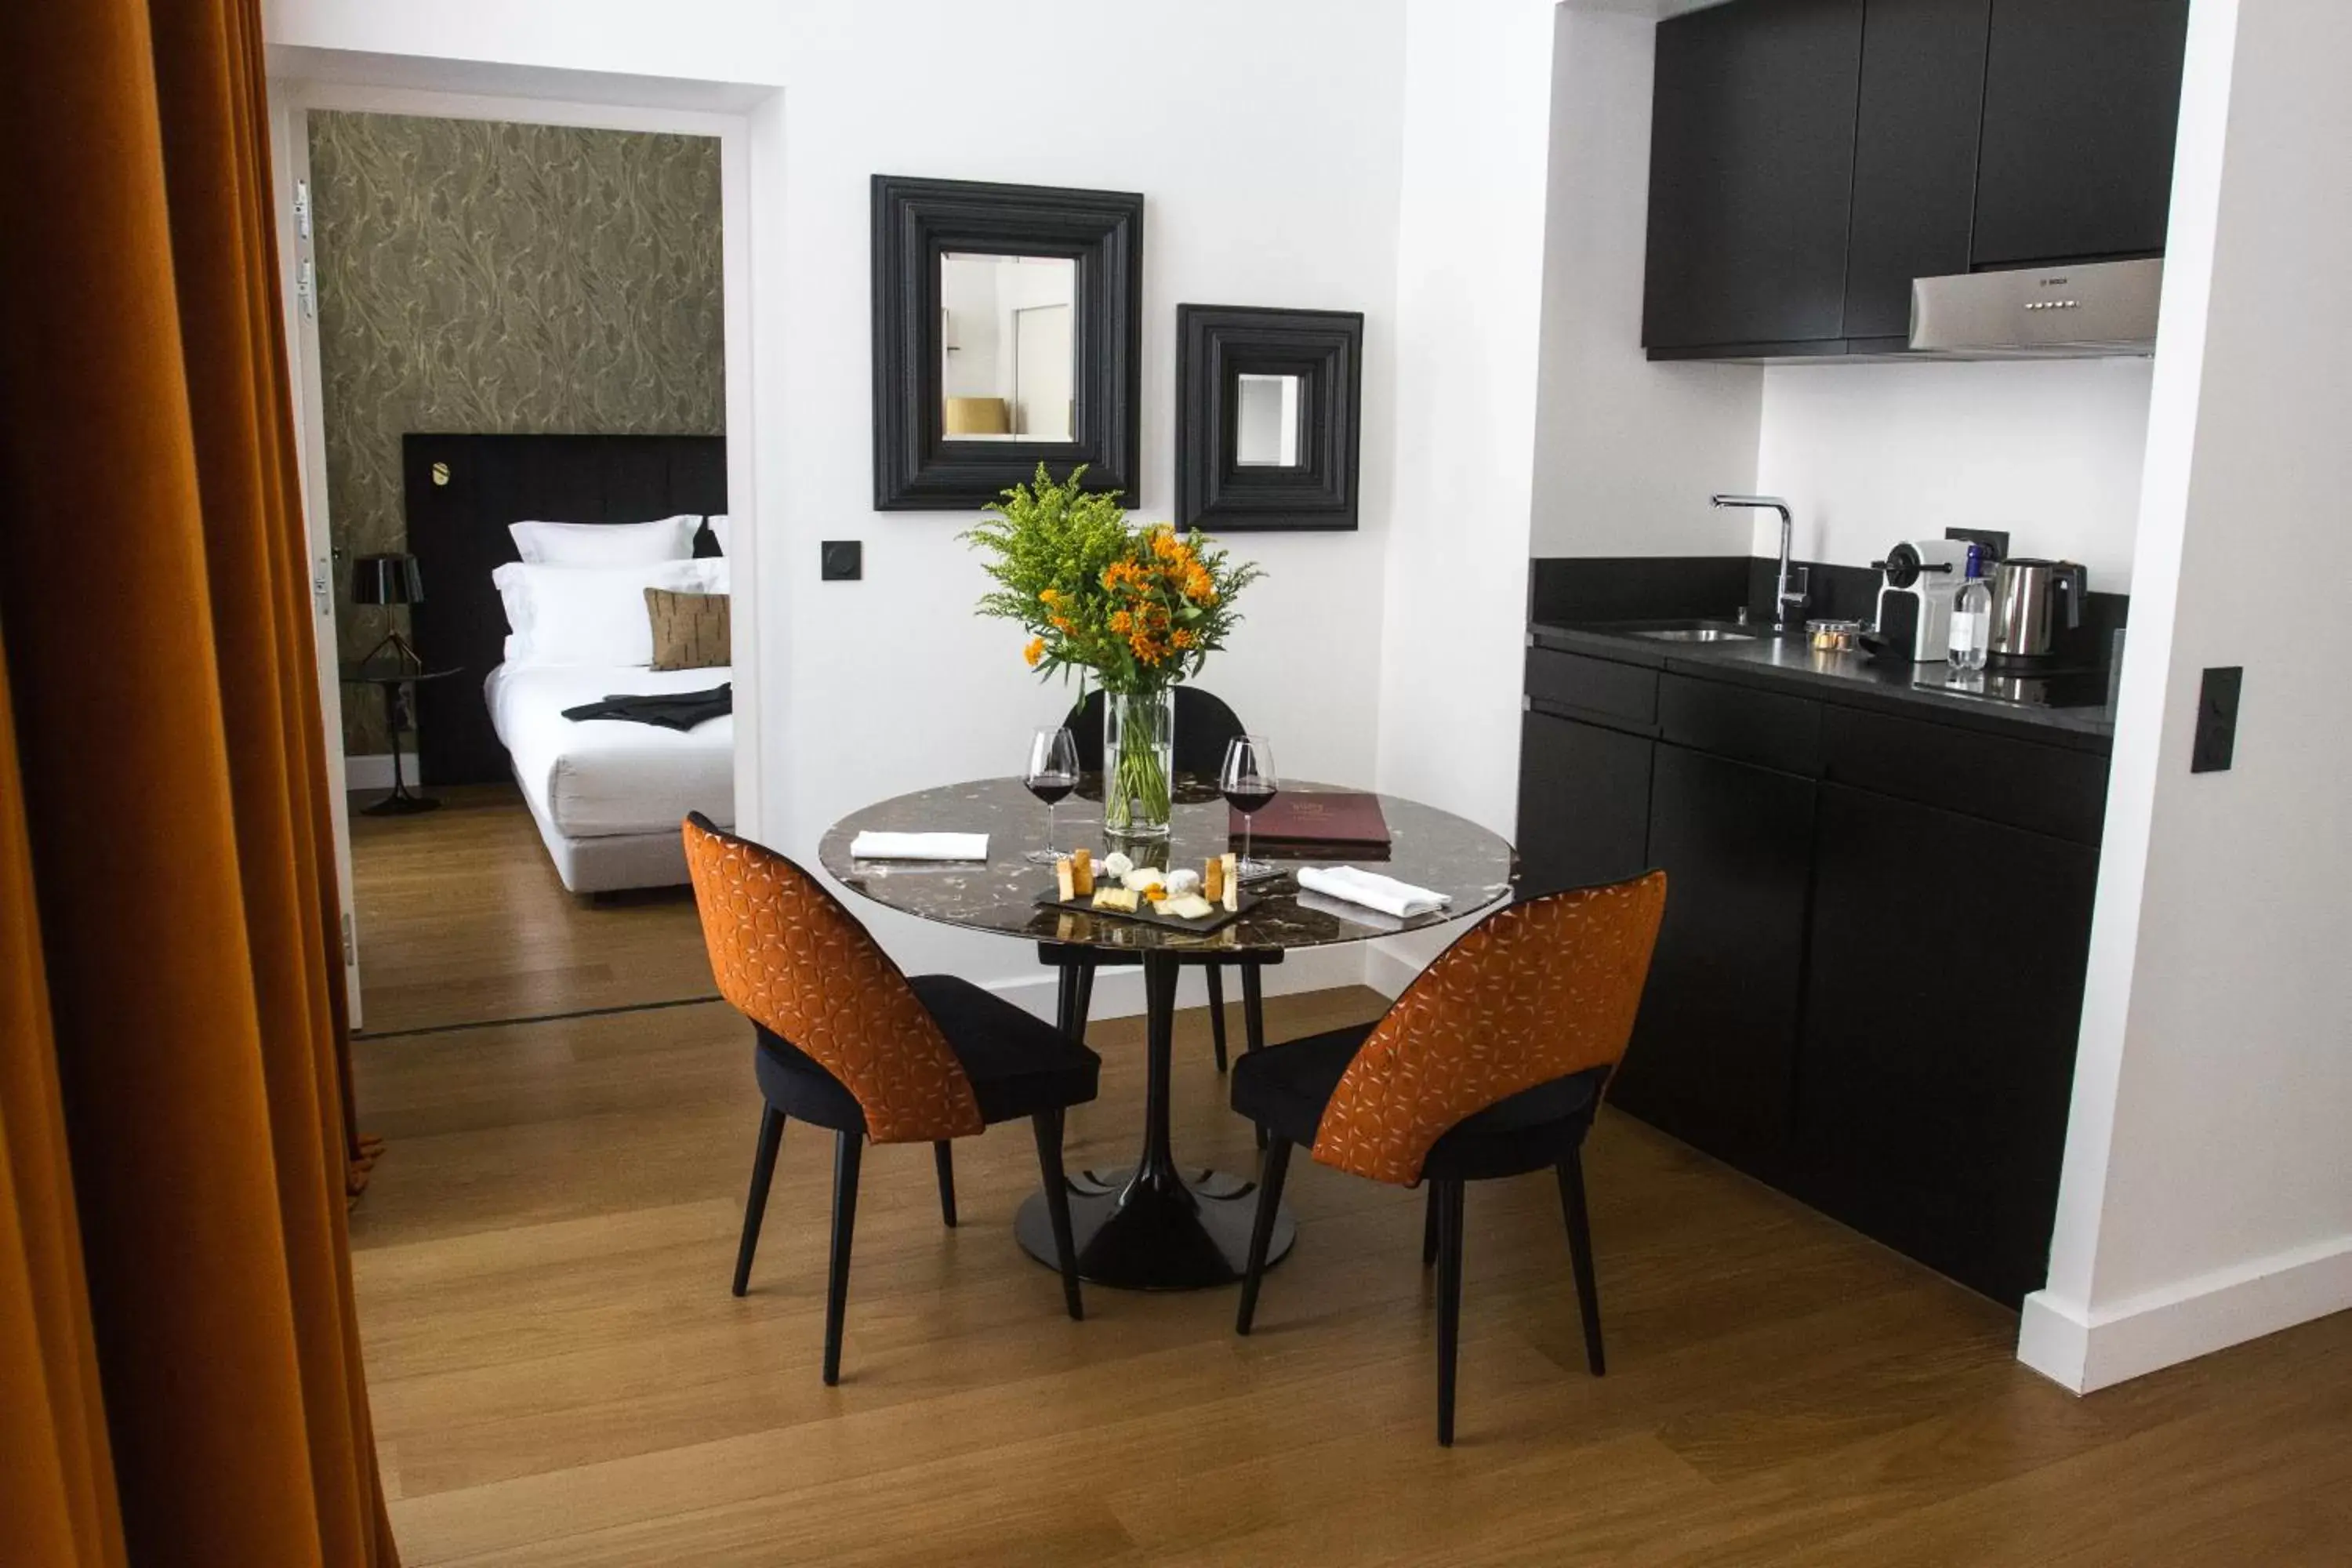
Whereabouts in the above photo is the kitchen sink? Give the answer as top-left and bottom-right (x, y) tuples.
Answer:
(1631, 626), (1758, 643)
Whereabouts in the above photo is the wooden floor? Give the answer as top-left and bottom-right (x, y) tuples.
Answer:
(350, 783), (714, 1035)
(345, 790), (2352, 1563)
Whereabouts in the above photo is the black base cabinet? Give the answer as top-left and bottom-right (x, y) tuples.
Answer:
(1518, 637), (2108, 1308)
(1517, 711), (1653, 895)
(1791, 785), (2098, 1307)
(1613, 744), (1816, 1178)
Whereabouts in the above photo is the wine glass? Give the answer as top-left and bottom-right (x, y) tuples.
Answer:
(1219, 735), (1279, 880)
(1024, 726), (1080, 865)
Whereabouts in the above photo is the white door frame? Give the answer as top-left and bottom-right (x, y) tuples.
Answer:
(263, 71), (771, 1014)
(267, 93), (364, 1022)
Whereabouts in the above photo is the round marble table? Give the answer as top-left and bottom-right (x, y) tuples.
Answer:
(820, 777), (1515, 1291)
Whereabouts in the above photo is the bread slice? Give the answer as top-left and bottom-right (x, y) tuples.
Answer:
(1202, 854), (1226, 905)
(1054, 855), (1078, 902)
(1069, 848), (1094, 896)
(1217, 852), (1240, 911)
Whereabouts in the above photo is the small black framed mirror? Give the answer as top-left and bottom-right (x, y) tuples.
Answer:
(1174, 304), (1364, 532)
(872, 175), (1143, 510)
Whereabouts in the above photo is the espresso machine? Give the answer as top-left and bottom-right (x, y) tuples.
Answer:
(1871, 539), (1972, 662)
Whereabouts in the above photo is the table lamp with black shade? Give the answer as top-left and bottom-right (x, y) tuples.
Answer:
(352, 552), (425, 671)
(342, 552), (447, 816)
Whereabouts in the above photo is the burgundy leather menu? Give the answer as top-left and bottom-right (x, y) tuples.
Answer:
(1232, 791), (1391, 851)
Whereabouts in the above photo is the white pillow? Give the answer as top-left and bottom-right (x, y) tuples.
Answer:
(508, 514), (701, 566)
(492, 559), (710, 667)
(696, 557), (730, 596)
(707, 514), (731, 556)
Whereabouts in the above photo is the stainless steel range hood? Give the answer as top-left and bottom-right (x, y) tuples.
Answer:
(1908, 258), (2163, 358)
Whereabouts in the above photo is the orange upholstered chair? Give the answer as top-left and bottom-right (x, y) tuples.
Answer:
(1229, 870), (1668, 1444)
(684, 813), (1101, 1385)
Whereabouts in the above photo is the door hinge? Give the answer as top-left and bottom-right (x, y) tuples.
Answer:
(312, 553), (333, 616)
(296, 258), (316, 320)
(341, 911), (355, 967)
(293, 178), (312, 240)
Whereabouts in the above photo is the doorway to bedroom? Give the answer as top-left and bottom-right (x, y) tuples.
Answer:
(285, 104), (741, 1039)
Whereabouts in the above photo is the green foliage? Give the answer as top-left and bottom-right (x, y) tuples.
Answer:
(964, 464), (1264, 695)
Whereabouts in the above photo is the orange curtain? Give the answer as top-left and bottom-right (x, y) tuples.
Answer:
(0, 0), (398, 1562)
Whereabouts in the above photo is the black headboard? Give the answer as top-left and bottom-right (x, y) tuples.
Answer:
(402, 433), (727, 786)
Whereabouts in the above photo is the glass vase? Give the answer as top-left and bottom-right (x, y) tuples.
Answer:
(1102, 687), (1176, 840)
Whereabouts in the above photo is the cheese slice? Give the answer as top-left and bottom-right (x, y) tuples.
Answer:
(1163, 894), (1215, 920)
(1090, 887), (1139, 913)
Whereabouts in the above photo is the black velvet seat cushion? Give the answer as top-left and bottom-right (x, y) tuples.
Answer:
(753, 974), (1101, 1135)
(1230, 1024), (1604, 1181)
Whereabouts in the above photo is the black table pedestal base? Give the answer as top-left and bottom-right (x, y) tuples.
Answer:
(1016, 1166), (1295, 1291)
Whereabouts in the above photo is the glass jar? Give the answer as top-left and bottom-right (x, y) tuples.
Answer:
(1102, 687), (1175, 839)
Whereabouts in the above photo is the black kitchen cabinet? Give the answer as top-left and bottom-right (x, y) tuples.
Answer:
(1972, 0), (2190, 267)
(1841, 0), (1991, 340)
(1516, 711), (1653, 895)
(1612, 744), (1817, 1176)
(1642, 0), (1864, 354)
(1642, 0), (2186, 359)
(1794, 783), (2098, 1305)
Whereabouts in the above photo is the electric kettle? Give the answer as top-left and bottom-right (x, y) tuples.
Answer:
(1987, 557), (2086, 662)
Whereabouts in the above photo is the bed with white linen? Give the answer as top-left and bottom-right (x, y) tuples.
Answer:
(486, 661), (735, 893)
(401, 432), (735, 894)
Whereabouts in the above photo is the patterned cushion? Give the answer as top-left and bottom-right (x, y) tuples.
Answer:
(645, 586), (730, 670)
(1307, 872), (1667, 1186)
(682, 815), (983, 1143)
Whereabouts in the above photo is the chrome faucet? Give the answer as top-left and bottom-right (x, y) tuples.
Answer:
(1711, 493), (1809, 632)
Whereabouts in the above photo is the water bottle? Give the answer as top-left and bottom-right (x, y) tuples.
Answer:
(1948, 548), (1991, 671)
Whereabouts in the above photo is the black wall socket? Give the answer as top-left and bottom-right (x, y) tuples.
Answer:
(821, 540), (862, 581)
(2190, 666), (2242, 773)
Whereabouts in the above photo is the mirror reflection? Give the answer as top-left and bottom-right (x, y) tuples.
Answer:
(941, 252), (1076, 442)
(1234, 372), (1304, 468)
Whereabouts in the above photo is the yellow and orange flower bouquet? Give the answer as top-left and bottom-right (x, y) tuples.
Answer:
(967, 465), (1262, 836)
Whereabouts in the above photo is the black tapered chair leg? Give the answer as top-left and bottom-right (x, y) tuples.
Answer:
(1436, 1179), (1465, 1446)
(731, 1105), (786, 1297)
(1205, 964), (1230, 1073)
(933, 1140), (957, 1229)
(1241, 963), (1269, 1149)
(1031, 1109), (1085, 1321)
(1421, 1183), (1439, 1269)
(822, 1130), (863, 1386)
(1558, 1150), (1606, 1377)
(1235, 1135), (1294, 1335)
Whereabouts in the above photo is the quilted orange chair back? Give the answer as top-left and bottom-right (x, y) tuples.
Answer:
(1311, 871), (1668, 1185)
(683, 815), (983, 1143)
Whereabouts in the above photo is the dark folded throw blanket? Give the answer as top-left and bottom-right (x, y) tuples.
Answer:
(561, 682), (732, 731)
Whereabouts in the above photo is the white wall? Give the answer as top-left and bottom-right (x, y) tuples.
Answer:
(1754, 359), (2154, 590)
(2020, 0), (2352, 1393)
(1528, 8), (1762, 561)
(266, 0), (1410, 1014)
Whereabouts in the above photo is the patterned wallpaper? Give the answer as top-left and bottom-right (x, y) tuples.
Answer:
(309, 111), (724, 751)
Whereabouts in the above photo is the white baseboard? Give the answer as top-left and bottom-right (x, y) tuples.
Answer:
(346, 753), (395, 792)
(986, 945), (1374, 1025)
(2018, 1233), (2352, 1393)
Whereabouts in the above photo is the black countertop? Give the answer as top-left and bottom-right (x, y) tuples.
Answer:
(1530, 619), (2118, 753)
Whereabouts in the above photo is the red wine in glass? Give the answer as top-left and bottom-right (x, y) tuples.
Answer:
(1025, 727), (1080, 864)
(1219, 735), (1279, 877)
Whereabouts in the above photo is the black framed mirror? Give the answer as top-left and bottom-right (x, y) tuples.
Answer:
(1174, 304), (1363, 532)
(871, 175), (1143, 510)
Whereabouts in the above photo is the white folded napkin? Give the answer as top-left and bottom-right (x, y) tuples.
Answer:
(848, 830), (989, 861)
(1295, 865), (1451, 920)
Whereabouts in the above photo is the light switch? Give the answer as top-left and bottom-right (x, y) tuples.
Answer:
(2190, 666), (2242, 773)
